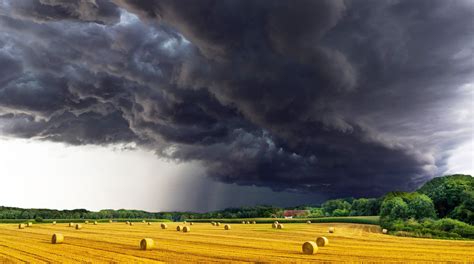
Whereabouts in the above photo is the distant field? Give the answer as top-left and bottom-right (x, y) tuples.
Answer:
(0, 221), (473, 262)
(189, 216), (380, 225)
(0, 218), (172, 224)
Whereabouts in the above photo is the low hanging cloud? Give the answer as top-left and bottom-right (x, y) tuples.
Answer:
(0, 0), (473, 199)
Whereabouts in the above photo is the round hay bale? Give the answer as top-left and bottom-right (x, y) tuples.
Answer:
(246, 221), (250, 224)
(147, 222), (151, 225)
(316, 236), (329, 247)
(176, 225), (182, 231)
(126, 221), (130, 225)
(183, 226), (191, 233)
(382, 228), (388, 234)
(190, 222), (193, 225)
(302, 241), (318, 255)
(75, 224), (82, 230)
(242, 221), (246, 224)
(109, 219), (113, 223)
(274, 221), (279, 225)
(140, 238), (155, 250)
(277, 223), (284, 229)
(272, 223), (277, 229)
(69, 222), (74, 227)
(161, 223), (168, 229)
(211, 222), (216, 226)
(51, 233), (64, 244)
(328, 227), (335, 233)
(52, 221), (56, 225)
(252, 221), (256, 224)
(18, 224), (25, 229)
(224, 224), (231, 230)
(27, 222), (33, 227)
(84, 220), (89, 224)
(142, 220), (146, 223)
(93, 221), (98, 225)
(183, 221), (187, 224)
(216, 222), (221, 227)
(129, 222), (134, 226)
(307, 220), (311, 224)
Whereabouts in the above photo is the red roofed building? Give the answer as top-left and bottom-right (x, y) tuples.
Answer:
(283, 210), (309, 219)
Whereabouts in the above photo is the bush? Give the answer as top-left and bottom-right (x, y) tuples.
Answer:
(35, 216), (43, 223)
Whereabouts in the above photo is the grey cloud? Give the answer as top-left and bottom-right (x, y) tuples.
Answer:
(0, 0), (472, 202)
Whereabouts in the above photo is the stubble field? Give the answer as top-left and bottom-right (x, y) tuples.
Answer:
(0, 222), (472, 263)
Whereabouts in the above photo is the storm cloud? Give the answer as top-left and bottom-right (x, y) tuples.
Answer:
(0, 0), (473, 199)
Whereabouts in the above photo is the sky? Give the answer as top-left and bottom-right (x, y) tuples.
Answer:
(0, 0), (473, 212)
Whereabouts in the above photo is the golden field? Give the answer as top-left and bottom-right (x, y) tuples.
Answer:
(0, 222), (473, 263)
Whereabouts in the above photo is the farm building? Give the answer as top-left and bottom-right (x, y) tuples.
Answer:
(283, 210), (309, 219)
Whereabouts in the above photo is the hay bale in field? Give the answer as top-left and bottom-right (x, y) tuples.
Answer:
(147, 222), (151, 225)
(316, 236), (329, 247)
(18, 224), (25, 229)
(307, 220), (311, 224)
(69, 222), (74, 227)
(140, 238), (155, 250)
(85, 220), (89, 224)
(52, 221), (56, 225)
(242, 221), (246, 224)
(126, 221), (130, 225)
(211, 222), (216, 226)
(183, 226), (191, 233)
(176, 225), (182, 231)
(51, 233), (64, 244)
(109, 219), (113, 223)
(252, 221), (256, 224)
(382, 228), (388, 234)
(246, 221), (250, 224)
(184, 221), (187, 224)
(302, 241), (318, 255)
(27, 222), (33, 227)
(161, 223), (168, 229)
(224, 224), (231, 230)
(272, 223), (277, 229)
(328, 227), (335, 233)
(93, 221), (98, 225)
(274, 221), (279, 225)
(75, 224), (82, 230)
(216, 222), (221, 226)
(129, 222), (134, 226)
(142, 220), (146, 223)
(277, 223), (284, 229)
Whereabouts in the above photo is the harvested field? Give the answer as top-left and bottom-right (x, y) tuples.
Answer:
(0, 222), (472, 262)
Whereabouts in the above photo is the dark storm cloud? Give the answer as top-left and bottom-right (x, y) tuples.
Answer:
(0, 0), (472, 198)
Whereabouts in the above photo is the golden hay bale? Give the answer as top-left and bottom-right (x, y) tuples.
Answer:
(316, 236), (329, 247)
(183, 221), (187, 224)
(18, 224), (25, 229)
(328, 227), (335, 233)
(85, 220), (89, 224)
(147, 222), (151, 225)
(69, 222), (74, 227)
(246, 221), (250, 224)
(307, 220), (311, 224)
(140, 238), (155, 250)
(183, 226), (191, 233)
(93, 221), (98, 225)
(142, 220), (146, 223)
(216, 222), (221, 226)
(27, 222), (33, 227)
(109, 219), (113, 223)
(211, 222), (216, 226)
(161, 223), (168, 229)
(272, 223), (277, 229)
(252, 221), (256, 224)
(129, 222), (134, 226)
(302, 241), (318, 255)
(75, 224), (82, 230)
(52, 221), (56, 225)
(176, 225), (182, 231)
(190, 222), (193, 225)
(274, 221), (279, 224)
(382, 228), (388, 234)
(277, 223), (284, 229)
(224, 224), (231, 230)
(242, 221), (246, 224)
(126, 221), (130, 225)
(51, 233), (64, 244)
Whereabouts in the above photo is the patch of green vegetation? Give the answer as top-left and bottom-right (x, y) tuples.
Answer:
(188, 216), (380, 225)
